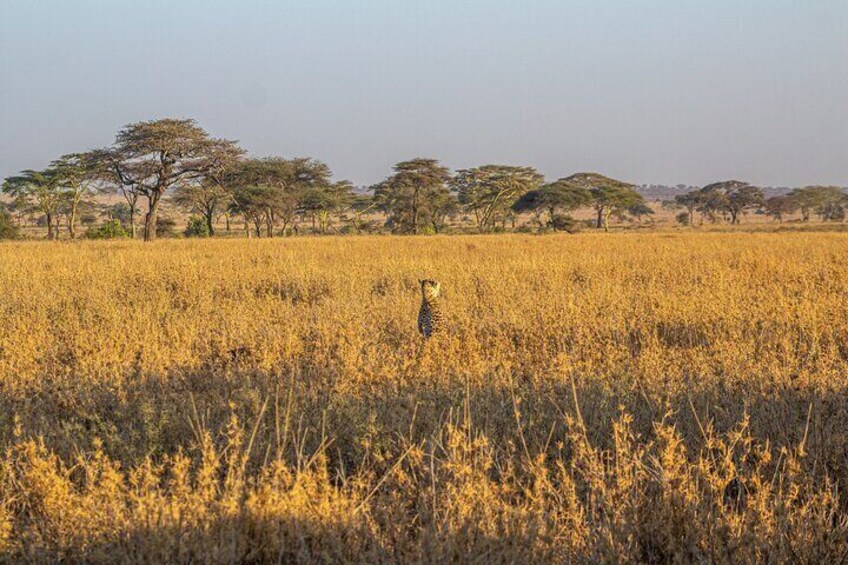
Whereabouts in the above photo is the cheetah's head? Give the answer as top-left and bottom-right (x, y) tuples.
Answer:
(419, 279), (441, 300)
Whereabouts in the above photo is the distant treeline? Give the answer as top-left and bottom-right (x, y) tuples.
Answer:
(2, 118), (847, 240)
(637, 184), (810, 201)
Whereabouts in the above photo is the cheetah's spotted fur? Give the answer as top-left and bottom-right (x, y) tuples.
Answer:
(417, 279), (442, 339)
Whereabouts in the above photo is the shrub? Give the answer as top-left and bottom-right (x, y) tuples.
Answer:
(0, 209), (19, 240)
(86, 220), (129, 240)
(184, 216), (210, 238)
(676, 212), (691, 226)
(548, 214), (581, 233)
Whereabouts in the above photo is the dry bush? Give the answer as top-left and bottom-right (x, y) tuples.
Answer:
(0, 233), (847, 562)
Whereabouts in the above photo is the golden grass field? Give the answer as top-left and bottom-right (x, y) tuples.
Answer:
(1, 232), (847, 562)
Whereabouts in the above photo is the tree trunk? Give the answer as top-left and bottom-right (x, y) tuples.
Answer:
(596, 208), (604, 229)
(68, 203), (78, 240)
(205, 209), (215, 237)
(602, 208), (612, 232)
(143, 192), (162, 242)
(412, 185), (420, 235)
(46, 212), (55, 240)
(476, 207), (489, 233)
(128, 206), (137, 239)
(225, 214), (231, 232)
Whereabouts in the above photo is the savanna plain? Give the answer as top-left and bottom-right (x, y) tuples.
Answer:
(1, 232), (847, 563)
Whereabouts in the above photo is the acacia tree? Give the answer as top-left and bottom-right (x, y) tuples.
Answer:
(227, 159), (287, 236)
(695, 188), (728, 223)
(49, 153), (101, 239)
(102, 119), (242, 241)
(346, 194), (380, 233)
(789, 186), (846, 221)
(2, 169), (62, 239)
(563, 173), (642, 231)
(627, 202), (655, 223)
(227, 157), (332, 236)
(451, 165), (544, 232)
(373, 159), (451, 234)
(172, 181), (232, 237)
(674, 191), (702, 226)
(229, 184), (276, 237)
(701, 181), (763, 224)
(763, 195), (799, 222)
(429, 189), (460, 233)
(171, 144), (247, 237)
(812, 186), (847, 221)
(88, 148), (143, 238)
(326, 181), (357, 229)
(299, 180), (355, 233)
(511, 179), (591, 226)
(788, 187), (819, 222)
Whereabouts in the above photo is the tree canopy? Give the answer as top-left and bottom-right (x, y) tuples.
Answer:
(699, 180), (764, 224)
(373, 159), (452, 234)
(49, 153), (101, 239)
(511, 178), (592, 224)
(763, 195), (798, 222)
(99, 118), (243, 241)
(788, 186), (846, 222)
(451, 165), (543, 232)
(2, 169), (62, 239)
(223, 157), (334, 236)
(561, 173), (641, 231)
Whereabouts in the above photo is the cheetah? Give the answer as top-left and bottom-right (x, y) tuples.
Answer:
(417, 279), (443, 339)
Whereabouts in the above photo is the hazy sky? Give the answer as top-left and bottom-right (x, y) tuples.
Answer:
(1, 0), (846, 187)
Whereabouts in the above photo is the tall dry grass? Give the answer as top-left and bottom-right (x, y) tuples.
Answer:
(0, 233), (847, 562)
